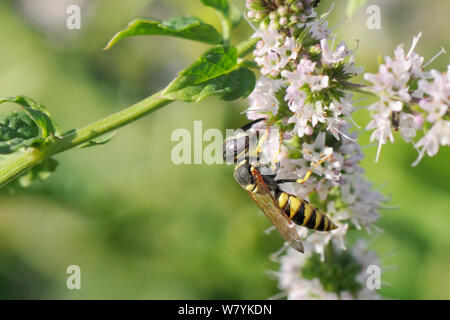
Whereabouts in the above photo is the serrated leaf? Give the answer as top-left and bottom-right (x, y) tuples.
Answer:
(346, 0), (368, 17)
(104, 16), (223, 50)
(79, 131), (116, 148)
(0, 111), (42, 154)
(165, 67), (255, 102)
(0, 96), (59, 140)
(162, 45), (255, 102)
(18, 157), (59, 188)
(220, 67), (256, 101)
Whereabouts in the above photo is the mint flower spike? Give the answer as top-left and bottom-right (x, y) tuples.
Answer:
(272, 240), (382, 300)
(243, 1), (391, 300)
(363, 33), (449, 165)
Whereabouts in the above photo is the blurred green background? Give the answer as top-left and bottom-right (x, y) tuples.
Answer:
(0, 0), (448, 299)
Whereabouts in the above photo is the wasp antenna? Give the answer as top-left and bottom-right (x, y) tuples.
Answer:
(240, 118), (266, 131)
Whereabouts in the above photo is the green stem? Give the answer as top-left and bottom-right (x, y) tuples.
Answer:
(0, 37), (258, 188)
(47, 92), (170, 154)
(219, 13), (232, 45)
(236, 37), (259, 58)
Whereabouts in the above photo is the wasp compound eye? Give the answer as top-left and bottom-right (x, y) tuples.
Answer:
(233, 161), (254, 188)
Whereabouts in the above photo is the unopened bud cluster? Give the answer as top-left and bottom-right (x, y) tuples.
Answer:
(246, 0), (316, 30)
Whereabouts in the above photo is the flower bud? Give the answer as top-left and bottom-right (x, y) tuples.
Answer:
(414, 114), (425, 127)
(278, 6), (289, 16)
(279, 17), (288, 26)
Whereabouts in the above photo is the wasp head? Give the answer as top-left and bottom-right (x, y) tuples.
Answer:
(233, 161), (255, 189)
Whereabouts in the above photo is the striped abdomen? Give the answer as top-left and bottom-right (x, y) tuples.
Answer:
(276, 191), (337, 231)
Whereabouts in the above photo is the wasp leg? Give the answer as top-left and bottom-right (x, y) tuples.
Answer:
(296, 153), (333, 184)
(271, 130), (284, 170)
(256, 130), (268, 154)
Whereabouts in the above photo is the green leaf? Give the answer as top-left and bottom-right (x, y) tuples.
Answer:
(228, 5), (243, 27)
(18, 157), (59, 188)
(0, 111), (42, 154)
(220, 67), (256, 101)
(200, 0), (230, 16)
(162, 45), (255, 102)
(346, 0), (368, 17)
(201, 0), (242, 28)
(104, 16), (223, 50)
(0, 96), (59, 139)
(79, 131), (116, 148)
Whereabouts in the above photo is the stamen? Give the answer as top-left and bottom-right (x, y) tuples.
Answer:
(334, 126), (358, 142)
(382, 265), (398, 273)
(331, 15), (347, 31)
(264, 225), (276, 235)
(243, 9), (260, 34)
(381, 249), (398, 261)
(375, 140), (383, 162)
(412, 147), (425, 167)
(347, 115), (362, 129)
(423, 47), (447, 68)
(320, 3), (336, 20)
(407, 32), (422, 59)
(268, 291), (288, 301)
(360, 143), (377, 149)
(269, 243), (290, 263)
(331, 33), (338, 51)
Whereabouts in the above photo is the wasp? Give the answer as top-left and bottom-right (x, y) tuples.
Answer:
(223, 119), (338, 253)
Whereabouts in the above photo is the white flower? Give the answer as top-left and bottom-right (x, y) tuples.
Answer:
(308, 20), (331, 40)
(287, 102), (327, 137)
(321, 39), (351, 65)
(340, 174), (385, 232)
(254, 27), (298, 76)
(274, 240), (382, 300)
(282, 60), (329, 109)
(418, 68), (450, 123)
(307, 75), (329, 91)
(364, 34), (449, 164)
(306, 4), (335, 40)
(247, 76), (285, 120)
(413, 120), (450, 165)
(364, 64), (411, 102)
(366, 107), (393, 162)
(344, 56), (364, 75)
(399, 112), (418, 142)
(298, 58), (317, 74)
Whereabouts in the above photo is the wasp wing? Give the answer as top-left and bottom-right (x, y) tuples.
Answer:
(248, 167), (304, 253)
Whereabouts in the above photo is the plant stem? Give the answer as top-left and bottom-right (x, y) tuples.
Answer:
(219, 13), (232, 45)
(236, 37), (259, 58)
(0, 92), (171, 187)
(47, 92), (170, 154)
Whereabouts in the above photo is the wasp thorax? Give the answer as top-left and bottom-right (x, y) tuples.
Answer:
(223, 132), (254, 164)
(233, 161), (255, 188)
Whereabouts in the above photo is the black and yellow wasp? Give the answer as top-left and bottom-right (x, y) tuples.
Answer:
(223, 119), (337, 253)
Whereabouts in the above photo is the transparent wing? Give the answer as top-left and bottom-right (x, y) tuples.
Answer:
(248, 167), (304, 253)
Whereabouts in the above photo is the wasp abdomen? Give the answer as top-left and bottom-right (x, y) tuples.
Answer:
(277, 191), (337, 231)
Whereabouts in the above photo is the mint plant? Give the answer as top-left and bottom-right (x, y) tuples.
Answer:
(0, 0), (448, 300)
